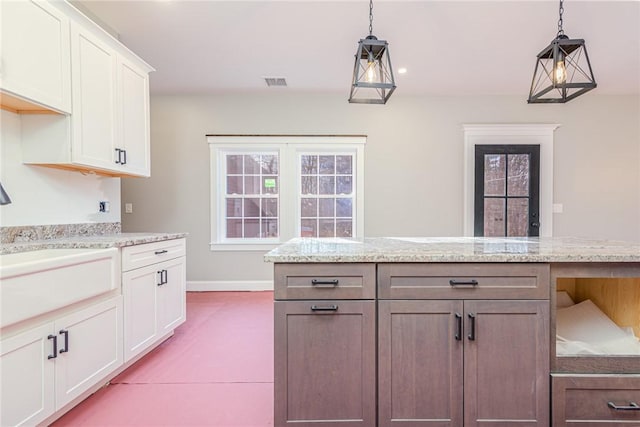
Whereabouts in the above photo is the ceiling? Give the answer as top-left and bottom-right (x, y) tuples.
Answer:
(73, 0), (640, 97)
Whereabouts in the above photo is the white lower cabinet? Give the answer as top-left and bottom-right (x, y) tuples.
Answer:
(122, 241), (186, 362)
(0, 296), (122, 427)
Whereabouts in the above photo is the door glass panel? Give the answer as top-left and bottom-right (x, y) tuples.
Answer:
(507, 199), (529, 237)
(508, 154), (530, 196)
(484, 154), (505, 196)
(484, 198), (505, 236)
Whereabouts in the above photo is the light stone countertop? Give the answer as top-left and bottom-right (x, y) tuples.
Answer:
(0, 232), (188, 255)
(264, 237), (640, 263)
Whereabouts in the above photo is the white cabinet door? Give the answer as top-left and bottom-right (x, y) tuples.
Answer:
(157, 257), (187, 335)
(123, 256), (186, 362)
(123, 264), (160, 362)
(0, 0), (71, 113)
(118, 58), (151, 177)
(0, 323), (56, 427)
(54, 297), (123, 409)
(70, 23), (118, 171)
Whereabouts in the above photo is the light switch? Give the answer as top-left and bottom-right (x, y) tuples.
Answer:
(553, 203), (563, 214)
(125, 203), (133, 214)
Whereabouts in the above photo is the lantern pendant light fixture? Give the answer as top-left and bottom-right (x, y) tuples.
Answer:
(528, 0), (596, 103)
(348, 0), (396, 104)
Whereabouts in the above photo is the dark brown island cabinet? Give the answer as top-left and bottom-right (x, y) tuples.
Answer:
(268, 238), (640, 427)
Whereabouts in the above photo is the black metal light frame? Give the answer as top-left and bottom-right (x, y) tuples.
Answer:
(528, 0), (596, 103)
(348, 1), (396, 104)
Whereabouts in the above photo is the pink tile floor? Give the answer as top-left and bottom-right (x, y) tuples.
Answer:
(53, 292), (274, 426)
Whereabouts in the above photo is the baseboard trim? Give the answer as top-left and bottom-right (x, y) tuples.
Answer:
(187, 280), (274, 292)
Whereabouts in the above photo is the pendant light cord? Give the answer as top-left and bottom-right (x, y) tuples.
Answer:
(369, 0), (374, 36)
(557, 0), (565, 37)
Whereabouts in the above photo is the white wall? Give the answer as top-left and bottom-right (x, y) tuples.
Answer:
(121, 93), (640, 284)
(0, 110), (121, 227)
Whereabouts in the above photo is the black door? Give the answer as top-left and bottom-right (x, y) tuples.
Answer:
(474, 145), (540, 237)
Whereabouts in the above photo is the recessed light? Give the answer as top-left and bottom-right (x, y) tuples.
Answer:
(398, 68), (407, 74)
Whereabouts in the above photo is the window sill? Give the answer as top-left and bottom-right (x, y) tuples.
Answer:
(209, 242), (280, 252)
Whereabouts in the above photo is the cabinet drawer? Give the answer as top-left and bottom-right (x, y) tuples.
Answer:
(121, 239), (186, 272)
(553, 375), (640, 425)
(378, 263), (549, 299)
(274, 263), (375, 300)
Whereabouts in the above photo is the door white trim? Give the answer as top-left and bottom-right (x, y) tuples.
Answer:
(463, 124), (560, 237)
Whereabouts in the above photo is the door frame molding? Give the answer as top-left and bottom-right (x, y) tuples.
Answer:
(463, 124), (560, 237)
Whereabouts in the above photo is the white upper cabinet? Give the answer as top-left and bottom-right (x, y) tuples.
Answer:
(0, 0), (72, 113)
(19, 1), (154, 177)
(117, 57), (151, 176)
(70, 23), (119, 172)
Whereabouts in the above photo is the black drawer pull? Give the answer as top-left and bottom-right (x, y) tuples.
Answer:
(311, 279), (339, 287)
(311, 305), (339, 312)
(449, 279), (479, 287)
(455, 313), (462, 341)
(608, 401), (640, 411)
(468, 313), (476, 341)
(48, 335), (58, 359)
(59, 329), (69, 354)
(154, 250), (168, 255)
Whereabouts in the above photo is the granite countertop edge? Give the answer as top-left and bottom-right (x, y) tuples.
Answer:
(263, 237), (640, 263)
(0, 232), (188, 255)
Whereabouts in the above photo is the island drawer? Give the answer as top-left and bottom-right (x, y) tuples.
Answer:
(552, 375), (640, 425)
(378, 263), (549, 299)
(274, 263), (376, 300)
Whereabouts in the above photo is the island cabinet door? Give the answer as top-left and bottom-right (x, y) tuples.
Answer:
(463, 300), (550, 427)
(378, 300), (464, 427)
(274, 300), (376, 427)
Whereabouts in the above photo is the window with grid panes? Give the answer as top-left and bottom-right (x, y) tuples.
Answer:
(224, 153), (279, 239)
(299, 154), (354, 238)
(208, 136), (365, 250)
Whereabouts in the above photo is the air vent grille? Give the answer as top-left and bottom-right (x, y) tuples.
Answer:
(264, 77), (287, 87)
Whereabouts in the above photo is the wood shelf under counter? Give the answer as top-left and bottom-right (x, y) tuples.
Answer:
(551, 263), (640, 375)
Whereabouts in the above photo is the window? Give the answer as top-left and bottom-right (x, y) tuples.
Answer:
(209, 136), (365, 250)
(224, 152), (279, 240)
(474, 145), (540, 237)
(299, 154), (355, 238)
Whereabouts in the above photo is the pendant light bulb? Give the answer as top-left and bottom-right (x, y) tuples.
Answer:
(553, 54), (567, 85)
(366, 53), (377, 83)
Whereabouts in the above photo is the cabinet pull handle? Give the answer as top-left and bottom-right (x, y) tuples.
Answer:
(48, 335), (58, 359)
(449, 279), (479, 287)
(311, 304), (339, 312)
(115, 148), (121, 164)
(59, 330), (69, 354)
(157, 270), (164, 286)
(455, 313), (462, 341)
(468, 313), (476, 341)
(157, 270), (168, 286)
(608, 401), (640, 411)
(122, 149), (127, 165)
(311, 279), (339, 287)
(155, 250), (168, 255)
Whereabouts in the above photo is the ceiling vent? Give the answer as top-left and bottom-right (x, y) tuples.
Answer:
(264, 77), (287, 87)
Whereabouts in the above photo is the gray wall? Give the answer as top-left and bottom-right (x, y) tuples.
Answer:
(121, 93), (640, 282)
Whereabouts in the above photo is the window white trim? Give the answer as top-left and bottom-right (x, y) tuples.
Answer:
(208, 135), (365, 251)
(462, 124), (559, 237)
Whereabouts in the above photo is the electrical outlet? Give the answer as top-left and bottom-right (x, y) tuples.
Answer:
(125, 203), (133, 214)
(99, 201), (110, 213)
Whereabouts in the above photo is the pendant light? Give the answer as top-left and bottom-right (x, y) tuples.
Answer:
(348, 0), (396, 104)
(528, 0), (596, 103)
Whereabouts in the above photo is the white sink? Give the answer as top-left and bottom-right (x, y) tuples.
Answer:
(1, 248), (119, 329)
